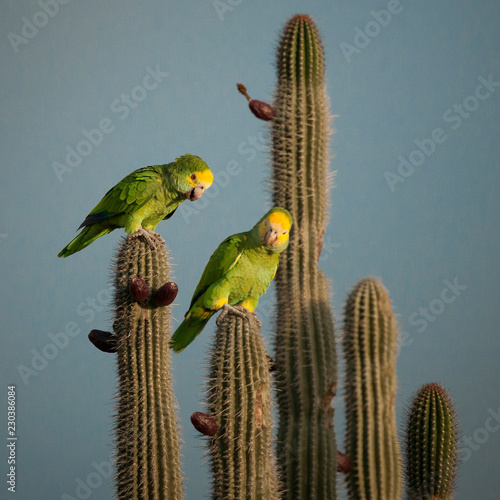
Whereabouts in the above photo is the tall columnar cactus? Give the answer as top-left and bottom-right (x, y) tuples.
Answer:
(270, 14), (337, 499)
(205, 308), (280, 500)
(112, 233), (182, 499)
(404, 383), (459, 500)
(343, 278), (402, 500)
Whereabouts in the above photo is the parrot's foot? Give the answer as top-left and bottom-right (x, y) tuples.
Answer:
(216, 303), (248, 324)
(130, 227), (163, 247)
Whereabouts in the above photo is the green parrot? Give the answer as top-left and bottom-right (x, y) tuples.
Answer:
(170, 206), (292, 353)
(58, 154), (213, 257)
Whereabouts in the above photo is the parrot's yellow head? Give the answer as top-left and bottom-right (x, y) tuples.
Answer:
(185, 168), (214, 201)
(174, 154), (214, 201)
(257, 207), (292, 252)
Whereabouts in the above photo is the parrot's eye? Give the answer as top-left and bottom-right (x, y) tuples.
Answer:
(282, 230), (288, 235)
(191, 173), (197, 181)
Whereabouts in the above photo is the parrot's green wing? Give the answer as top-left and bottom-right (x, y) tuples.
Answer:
(79, 167), (164, 228)
(188, 232), (247, 309)
(170, 233), (247, 353)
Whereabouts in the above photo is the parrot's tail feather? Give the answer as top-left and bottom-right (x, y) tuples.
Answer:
(58, 225), (113, 258)
(170, 308), (212, 353)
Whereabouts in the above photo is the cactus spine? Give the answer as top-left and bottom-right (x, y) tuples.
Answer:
(206, 308), (280, 500)
(270, 14), (337, 500)
(113, 233), (182, 499)
(404, 383), (458, 500)
(343, 278), (402, 500)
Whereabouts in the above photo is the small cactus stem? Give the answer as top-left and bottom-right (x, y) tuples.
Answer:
(404, 383), (459, 500)
(206, 308), (280, 500)
(237, 82), (252, 101)
(343, 277), (402, 500)
(113, 233), (182, 500)
(270, 14), (337, 499)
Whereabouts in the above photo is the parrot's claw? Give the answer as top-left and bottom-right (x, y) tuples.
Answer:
(131, 227), (163, 247)
(216, 303), (248, 324)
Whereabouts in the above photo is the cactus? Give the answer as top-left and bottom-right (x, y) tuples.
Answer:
(270, 14), (337, 499)
(112, 233), (183, 500)
(343, 277), (402, 500)
(204, 308), (280, 500)
(404, 383), (459, 500)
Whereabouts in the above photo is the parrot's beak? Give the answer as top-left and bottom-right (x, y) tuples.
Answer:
(188, 186), (204, 201)
(265, 230), (278, 247)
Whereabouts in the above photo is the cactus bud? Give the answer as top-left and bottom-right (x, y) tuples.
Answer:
(336, 451), (350, 473)
(153, 281), (178, 307)
(237, 82), (275, 121)
(191, 411), (218, 436)
(88, 329), (117, 353)
(128, 276), (149, 302)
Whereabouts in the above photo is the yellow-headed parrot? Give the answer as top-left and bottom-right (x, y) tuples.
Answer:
(58, 154), (213, 257)
(170, 207), (292, 352)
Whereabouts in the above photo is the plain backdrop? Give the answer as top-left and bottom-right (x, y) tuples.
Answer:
(1, 1), (499, 498)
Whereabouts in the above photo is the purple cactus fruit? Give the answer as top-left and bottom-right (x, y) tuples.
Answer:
(129, 276), (149, 302)
(237, 82), (275, 121)
(153, 281), (178, 307)
(191, 411), (218, 436)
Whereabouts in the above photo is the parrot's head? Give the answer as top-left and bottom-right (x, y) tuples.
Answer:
(174, 154), (214, 201)
(256, 207), (292, 253)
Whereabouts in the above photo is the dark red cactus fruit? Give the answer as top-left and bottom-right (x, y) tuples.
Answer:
(191, 411), (218, 436)
(88, 329), (117, 353)
(129, 276), (149, 302)
(336, 450), (350, 473)
(249, 100), (275, 121)
(153, 281), (178, 307)
(237, 82), (275, 121)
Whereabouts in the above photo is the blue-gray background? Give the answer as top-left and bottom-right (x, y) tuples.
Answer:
(2, 1), (499, 498)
